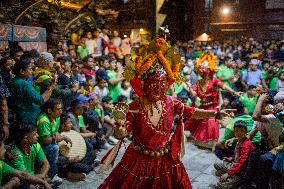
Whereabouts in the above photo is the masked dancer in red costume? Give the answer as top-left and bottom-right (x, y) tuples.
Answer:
(97, 38), (235, 189)
(187, 52), (241, 149)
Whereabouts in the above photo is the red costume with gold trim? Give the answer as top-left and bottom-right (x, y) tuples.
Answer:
(99, 96), (195, 189)
(186, 53), (224, 144)
(98, 38), (193, 189)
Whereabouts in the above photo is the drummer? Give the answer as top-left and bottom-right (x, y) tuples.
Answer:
(36, 98), (72, 185)
(57, 113), (96, 181)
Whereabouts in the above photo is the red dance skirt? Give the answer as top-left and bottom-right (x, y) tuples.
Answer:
(98, 146), (192, 189)
(186, 117), (219, 143)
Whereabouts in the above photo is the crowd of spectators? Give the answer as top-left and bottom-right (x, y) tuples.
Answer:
(0, 29), (283, 189)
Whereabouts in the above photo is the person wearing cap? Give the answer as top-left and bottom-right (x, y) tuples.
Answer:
(33, 52), (55, 94)
(67, 98), (98, 149)
(241, 59), (268, 91)
(83, 93), (109, 150)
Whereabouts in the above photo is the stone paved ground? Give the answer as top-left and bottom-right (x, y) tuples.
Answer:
(60, 129), (225, 189)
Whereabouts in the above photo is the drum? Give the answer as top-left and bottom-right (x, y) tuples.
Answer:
(58, 130), (87, 161)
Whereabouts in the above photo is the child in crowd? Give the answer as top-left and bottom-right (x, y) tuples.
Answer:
(94, 77), (109, 102)
(214, 121), (255, 189)
(101, 96), (118, 145)
(82, 75), (95, 95)
(83, 93), (109, 150)
(239, 85), (258, 115)
(276, 70), (284, 92)
(117, 95), (128, 103)
(120, 80), (132, 102)
(57, 113), (96, 181)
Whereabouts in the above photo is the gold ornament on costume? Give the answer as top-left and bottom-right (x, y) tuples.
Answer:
(123, 37), (185, 83)
(113, 102), (129, 121)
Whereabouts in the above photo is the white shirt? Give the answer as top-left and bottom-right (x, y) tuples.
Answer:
(85, 39), (97, 55)
(94, 86), (109, 102)
(254, 114), (283, 149)
(121, 88), (132, 101)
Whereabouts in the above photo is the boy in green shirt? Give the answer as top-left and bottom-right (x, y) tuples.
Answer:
(106, 59), (123, 103)
(215, 99), (261, 160)
(239, 85), (258, 115)
(0, 134), (50, 188)
(8, 123), (49, 179)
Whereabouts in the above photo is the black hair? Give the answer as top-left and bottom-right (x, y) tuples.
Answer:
(10, 46), (23, 57)
(85, 75), (93, 82)
(234, 120), (247, 131)
(60, 56), (72, 63)
(75, 59), (83, 64)
(117, 95), (127, 102)
(231, 99), (244, 115)
(70, 99), (82, 108)
(0, 57), (13, 67)
(0, 137), (3, 146)
(10, 122), (37, 145)
(13, 57), (32, 76)
(99, 55), (109, 64)
(42, 98), (62, 113)
(248, 85), (256, 90)
(60, 112), (70, 124)
(21, 50), (40, 59)
(82, 55), (93, 63)
(102, 96), (112, 103)
(96, 76), (106, 83)
(83, 110), (100, 127)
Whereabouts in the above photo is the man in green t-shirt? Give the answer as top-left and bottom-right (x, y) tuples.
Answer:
(36, 99), (71, 184)
(214, 99), (261, 160)
(0, 135), (50, 188)
(8, 123), (51, 186)
(106, 59), (124, 103)
(216, 59), (235, 89)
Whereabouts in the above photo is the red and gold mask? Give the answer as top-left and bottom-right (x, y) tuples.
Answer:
(143, 71), (168, 102)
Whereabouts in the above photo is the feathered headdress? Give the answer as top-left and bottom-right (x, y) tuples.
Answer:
(123, 37), (185, 96)
(195, 52), (218, 73)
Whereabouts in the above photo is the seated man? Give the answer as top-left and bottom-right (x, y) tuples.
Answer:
(240, 94), (283, 189)
(68, 99), (98, 150)
(8, 122), (51, 188)
(36, 98), (71, 185)
(239, 85), (258, 115)
(0, 134), (50, 189)
(214, 121), (255, 189)
(215, 99), (261, 160)
(57, 113), (96, 181)
(83, 93), (108, 150)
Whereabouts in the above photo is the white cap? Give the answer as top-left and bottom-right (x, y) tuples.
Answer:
(250, 59), (259, 65)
